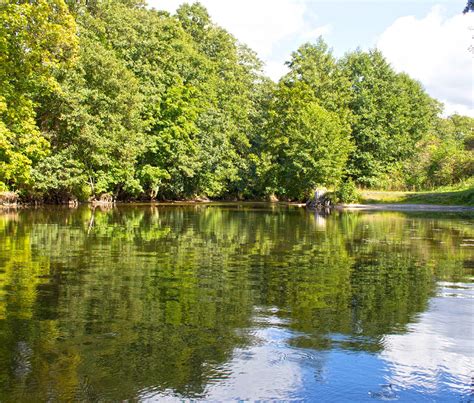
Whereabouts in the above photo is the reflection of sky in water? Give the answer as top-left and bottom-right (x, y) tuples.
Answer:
(142, 285), (473, 402)
(381, 282), (474, 396)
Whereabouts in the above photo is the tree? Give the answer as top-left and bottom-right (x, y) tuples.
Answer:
(0, 0), (77, 192)
(265, 82), (353, 200)
(283, 39), (353, 130)
(36, 35), (145, 200)
(404, 115), (474, 189)
(341, 49), (439, 187)
(2, 0), (468, 201)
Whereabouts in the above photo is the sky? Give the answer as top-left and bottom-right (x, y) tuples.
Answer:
(148, 0), (474, 117)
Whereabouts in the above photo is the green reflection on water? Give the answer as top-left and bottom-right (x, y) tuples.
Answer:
(0, 204), (472, 400)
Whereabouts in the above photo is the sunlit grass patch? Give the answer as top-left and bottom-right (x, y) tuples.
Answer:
(360, 184), (474, 206)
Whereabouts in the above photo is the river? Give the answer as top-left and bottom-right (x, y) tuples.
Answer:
(0, 204), (472, 401)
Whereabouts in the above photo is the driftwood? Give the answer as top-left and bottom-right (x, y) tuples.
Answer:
(91, 193), (114, 207)
(0, 191), (18, 205)
(306, 189), (331, 209)
(267, 194), (279, 203)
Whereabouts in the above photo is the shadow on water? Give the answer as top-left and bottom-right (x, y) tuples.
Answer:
(0, 204), (472, 400)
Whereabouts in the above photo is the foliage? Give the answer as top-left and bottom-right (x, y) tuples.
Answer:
(336, 179), (360, 203)
(0, 2), (470, 202)
(404, 115), (474, 190)
(283, 39), (353, 130)
(31, 152), (89, 202)
(0, 0), (77, 191)
(341, 50), (440, 188)
(264, 82), (352, 200)
(36, 34), (145, 200)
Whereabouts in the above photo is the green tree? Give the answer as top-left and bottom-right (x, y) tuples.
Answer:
(2, 0), (467, 201)
(0, 0), (77, 192)
(174, 3), (266, 199)
(283, 39), (353, 129)
(341, 49), (439, 188)
(404, 115), (474, 189)
(265, 82), (352, 200)
(35, 35), (144, 200)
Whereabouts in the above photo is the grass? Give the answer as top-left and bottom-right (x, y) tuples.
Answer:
(360, 183), (474, 207)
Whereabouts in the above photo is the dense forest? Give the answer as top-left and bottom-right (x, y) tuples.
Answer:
(1, 0), (473, 203)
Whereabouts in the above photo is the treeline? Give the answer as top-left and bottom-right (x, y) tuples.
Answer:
(1, 0), (473, 202)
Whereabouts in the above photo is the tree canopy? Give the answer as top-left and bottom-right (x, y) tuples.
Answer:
(1, 0), (471, 201)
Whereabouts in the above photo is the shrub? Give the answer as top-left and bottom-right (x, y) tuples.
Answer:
(336, 179), (360, 203)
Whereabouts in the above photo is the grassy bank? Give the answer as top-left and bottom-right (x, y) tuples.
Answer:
(360, 184), (474, 207)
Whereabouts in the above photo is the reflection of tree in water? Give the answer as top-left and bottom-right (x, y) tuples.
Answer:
(0, 206), (472, 400)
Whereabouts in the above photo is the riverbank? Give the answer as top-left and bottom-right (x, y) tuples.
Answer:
(340, 203), (474, 212)
(0, 200), (308, 210)
(2, 187), (473, 211)
(359, 187), (474, 207)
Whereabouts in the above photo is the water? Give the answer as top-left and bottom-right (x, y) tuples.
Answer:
(0, 204), (472, 402)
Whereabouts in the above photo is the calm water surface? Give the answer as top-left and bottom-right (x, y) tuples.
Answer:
(0, 204), (473, 402)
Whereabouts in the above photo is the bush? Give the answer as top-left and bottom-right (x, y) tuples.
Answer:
(336, 179), (360, 203)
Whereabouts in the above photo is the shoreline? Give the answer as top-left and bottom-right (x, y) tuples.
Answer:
(0, 200), (307, 209)
(1, 201), (473, 212)
(339, 203), (474, 212)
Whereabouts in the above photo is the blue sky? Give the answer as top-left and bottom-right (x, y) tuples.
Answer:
(151, 0), (473, 116)
(290, 1), (461, 56)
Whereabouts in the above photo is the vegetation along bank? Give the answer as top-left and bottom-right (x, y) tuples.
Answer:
(1, 1), (473, 205)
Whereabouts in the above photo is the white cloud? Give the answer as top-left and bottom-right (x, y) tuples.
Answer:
(300, 24), (332, 41)
(148, 0), (330, 80)
(138, 310), (305, 400)
(265, 61), (290, 81)
(381, 283), (474, 394)
(377, 7), (474, 117)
